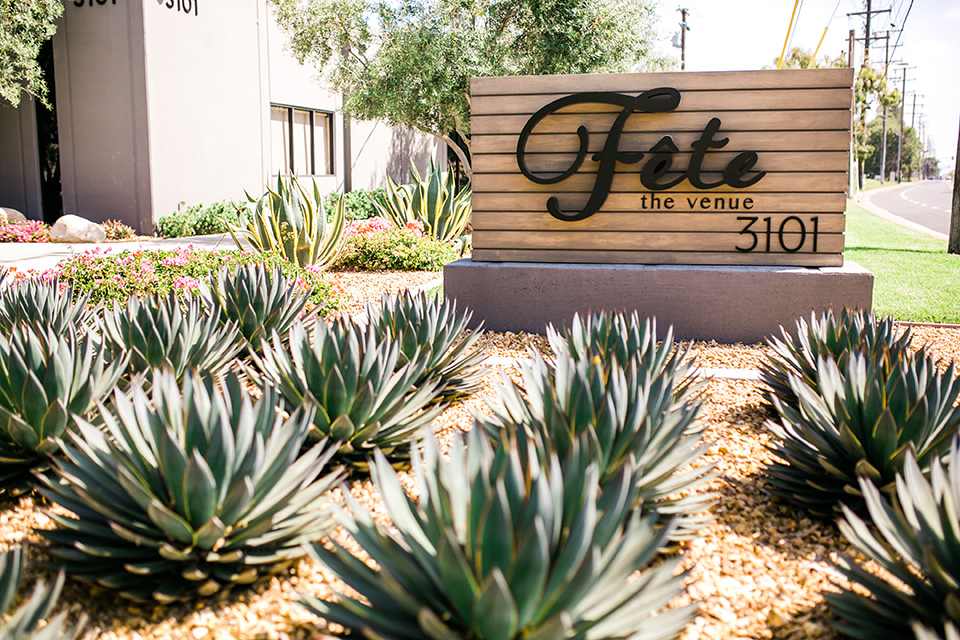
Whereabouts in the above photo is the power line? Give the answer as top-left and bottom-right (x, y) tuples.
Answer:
(892, 0), (914, 50)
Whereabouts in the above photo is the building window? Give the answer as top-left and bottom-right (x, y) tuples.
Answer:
(270, 105), (333, 176)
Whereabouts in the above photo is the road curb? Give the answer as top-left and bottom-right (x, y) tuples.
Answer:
(856, 184), (949, 241)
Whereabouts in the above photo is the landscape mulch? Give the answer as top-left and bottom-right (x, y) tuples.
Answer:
(2, 270), (958, 640)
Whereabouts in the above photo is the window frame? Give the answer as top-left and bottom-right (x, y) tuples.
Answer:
(269, 103), (335, 177)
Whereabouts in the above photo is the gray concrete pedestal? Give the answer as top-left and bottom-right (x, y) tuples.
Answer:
(443, 259), (874, 344)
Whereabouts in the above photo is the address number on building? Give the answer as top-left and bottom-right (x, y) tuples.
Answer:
(736, 216), (821, 253)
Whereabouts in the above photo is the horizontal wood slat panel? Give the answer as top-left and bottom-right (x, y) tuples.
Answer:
(472, 172), (848, 194)
(470, 249), (844, 267)
(469, 70), (852, 267)
(472, 88), (853, 115)
(473, 130), (852, 153)
(473, 192), (847, 212)
(476, 151), (850, 174)
(473, 230), (843, 253)
(472, 212), (845, 233)
(474, 110), (851, 135)
(471, 68), (855, 95)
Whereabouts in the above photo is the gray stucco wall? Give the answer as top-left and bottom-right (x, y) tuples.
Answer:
(0, 98), (43, 219)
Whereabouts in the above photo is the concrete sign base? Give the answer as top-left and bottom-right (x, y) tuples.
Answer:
(443, 259), (874, 344)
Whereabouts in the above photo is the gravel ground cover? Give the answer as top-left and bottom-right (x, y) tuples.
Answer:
(1, 269), (957, 640)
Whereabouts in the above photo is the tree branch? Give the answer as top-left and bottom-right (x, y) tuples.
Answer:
(433, 132), (472, 178)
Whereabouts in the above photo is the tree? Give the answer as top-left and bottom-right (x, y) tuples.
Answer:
(269, 0), (670, 176)
(853, 65), (898, 187)
(0, 0), (62, 108)
(766, 46), (846, 70)
(862, 113), (921, 180)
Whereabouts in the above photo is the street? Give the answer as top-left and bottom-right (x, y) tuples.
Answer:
(867, 180), (954, 236)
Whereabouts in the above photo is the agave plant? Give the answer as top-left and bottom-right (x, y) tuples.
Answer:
(827, 441), (960, 640)
(365, 290), (485, 403)
(546, 311), (699, 401)
(99, 293), (242, 381)
(478, 348), (714, 540)
(915, 623), (960, 640)
(764, 348), (960, 517)
(209, 264), (314, 353)
(228, 175), (346, 269)
(0, 548), (85, 639)
(37, 370), (343, 603)
(0, 277), (93, 336)
(301, 429), (696, 640)
(256, 319), (446, 469)
(373, 158), (471, 242)
(761, 308), (912, 413)
(0, 325), (127, 495)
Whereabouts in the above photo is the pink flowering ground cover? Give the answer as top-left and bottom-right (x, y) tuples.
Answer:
(19, 245), (344, 315)
(0, 221), (51, 243)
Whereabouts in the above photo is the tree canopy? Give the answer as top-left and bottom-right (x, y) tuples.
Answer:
(862, 114), (921, 180)
(0, 0), (62, 108)
(270, 0), (670, 175)
(767, 46), (846, 70)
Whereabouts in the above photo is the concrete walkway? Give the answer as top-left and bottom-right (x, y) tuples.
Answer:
(0, 234), (244, 273)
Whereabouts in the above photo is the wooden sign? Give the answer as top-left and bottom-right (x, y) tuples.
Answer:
(470, 68), (854, 267)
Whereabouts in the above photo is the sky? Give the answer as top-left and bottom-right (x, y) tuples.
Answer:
(652, 0), (960, 171)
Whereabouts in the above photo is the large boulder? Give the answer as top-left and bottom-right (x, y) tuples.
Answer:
(50, 214), (106, 243)
(0, 208), (26, 224)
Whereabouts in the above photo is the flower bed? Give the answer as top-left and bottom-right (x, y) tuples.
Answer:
(333, 216), (458, 271)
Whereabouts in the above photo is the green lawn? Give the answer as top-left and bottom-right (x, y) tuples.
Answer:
(845, 201), (960, 323)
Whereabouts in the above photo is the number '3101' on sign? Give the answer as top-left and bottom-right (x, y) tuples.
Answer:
(160, 0), (198, 15)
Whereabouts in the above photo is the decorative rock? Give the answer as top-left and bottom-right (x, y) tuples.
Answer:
(50, 214), (106, 243)
(0, 208), (26, 223)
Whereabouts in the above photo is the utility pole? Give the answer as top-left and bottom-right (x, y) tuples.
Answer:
(897, 70), (907, 182)
(950, 112), (959, 254)
(678, 8), (689, 71)
(880, 32), (889, 183)
(848, 29), (855, 67)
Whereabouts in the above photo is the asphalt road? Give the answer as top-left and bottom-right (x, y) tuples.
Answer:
(868, 180), (954, 235)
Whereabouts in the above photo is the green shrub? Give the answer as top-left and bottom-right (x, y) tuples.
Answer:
(827, 441), (960, 640)
(301, 429), (696, 640)
(38, 370), (344, 603)
(325, 188), (387, 221)
(48, 247), (343, 315)
(156, 200), (242, 238)
(334, 228), (456, 271)
(764, 348), (960, 517)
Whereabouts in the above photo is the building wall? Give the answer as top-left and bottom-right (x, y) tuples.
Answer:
(52, 1), (149, 230)
(0, 0), (445, 233)
(141, 0), (267, 225)
(0, 98), (43, 219)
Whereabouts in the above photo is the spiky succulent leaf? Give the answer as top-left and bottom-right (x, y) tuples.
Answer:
(227, 176), (346, 269)
(301, 429), (696, 640)
(761, 308), (911, 413)
(210, 264), (314, 353)
(99, 293), (242, 381)
(0, 278), (93, 336)
(547, 311), (699, 402)
(37, 369), (343, 602)
(256, 318), (446, 469)
(827, 441), (960, 640)
(0, 548), (85, 640)
(365, 290), (485, 403)
(914, 622), (960, 640)
(0, 325), (127, 495)
(765, 348), (960, 517)
(371, 159), (471, 242)
(478, 347), (714, 540)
